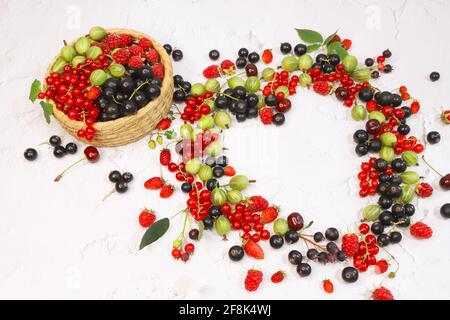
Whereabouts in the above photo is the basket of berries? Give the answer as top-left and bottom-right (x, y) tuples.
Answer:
(34, 27), (173, 147)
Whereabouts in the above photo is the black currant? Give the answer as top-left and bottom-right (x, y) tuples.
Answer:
(53, 146), (66, 158)
(108, 170), (122, 183)
(208, 205), (222, 218)
(353, 130), (369, 143)
(235, 57), (247, 69)
(336, 251), (347, 262)
(24, 148), (38, 161)
(181, 182), (192, 193)
(288, 250), (302, 265)
(272, 113), (285, 126)
(325, 227), (339, 241)
(49, 135), (62, 146)
(215, 96), (229, 109)
(122, 172), (133, 183)
(313, 232), (324, 242)
(365, 58), (374, 67)
(426, 131), (441, 144)
(379, 211), (394, 226)
(294, 43), (307, 56)
(378, 196), (393, 209)
(306, 248), (319, 260)
(173, 90), (186, 102)
(374, 158), (388, 172)
(238, 48), (249, 58)
(326, 242), (339, 254)
(173, 74), (184, 86)
(440, 203), (450, 219)
(285, 230), (299, 244)
(328, 54), (340, 66)
(355, 143), (369, 156)
(404, 204), (415, 216)
(202, 216), (214, 229)
(209, 49), (220, 60)
(265, 94), (277, 107)
(269, 234), (284, 249)
(205, 156), (216, 167)
(189, 229), (199, 240)
(297, 263), (311, 277)
(377, 234), (390, 247)
(371, 222), (385, 235)
(318, 252), (328, 264)
(216, 155), (228, 167)
(163, 44), (172, 54)
(389, 231), (402, 244)
(430, 71), (440, 82)
(368, 139), (382, 152)
(358, 87), (373, 102)
(376, 91), (393, 106)
(121, 100), (138, 116)
(172, 49), (183, 61)
(138, 66), (153, 80)
(391, 158), (407, 173)
(397, 124), (410, 135)
(228, 245), (244, 261)
(115, 181), (128, 193)
(280, 42), (292, 54)
(342, 267), (359, 283)
(247, 52), (260, 63)
(212, 166), (224, 178)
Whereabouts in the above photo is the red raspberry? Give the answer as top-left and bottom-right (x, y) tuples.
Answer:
(410, 222), (433, 239)
(244, 269), (263, 291)
(259, 107), (274, 125)
(160, 149), (171, 166)
(129, 45), (144, 57)
(372, 287), (394, 300)
(342, 233), (359, 257)
(220, 59), (235, 75)
(118, 34), (133, 47)
(246, 196), (269, 213)
(138, 38), (153, 50)
(112, 48), (131, 64)
(152, 63), (165, 80)
(145, 49), (160, 65)
(415, 182), (433, 197)
(102, 34), (125, 50)
(139, 209), (156, 228)
(270, 271), (285, 283)
(128, 56), (144, 68)
(313, 81), (331, 95)
(203, 65), (220, 79)
(92, 41), (111, 54)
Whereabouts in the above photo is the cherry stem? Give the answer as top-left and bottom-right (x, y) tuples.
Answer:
(54, 157), (86, 182)
(421, 156), (443, 177)
(102, 188), (116, 202)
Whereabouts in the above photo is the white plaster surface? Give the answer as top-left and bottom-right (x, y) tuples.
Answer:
(0, 0), (449, 300)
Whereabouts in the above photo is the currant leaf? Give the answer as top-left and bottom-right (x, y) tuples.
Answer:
(139, 218), (170, 250)
(323, 30), (339, 46)
(306, 44), (321, 53)
(29, 79), (41, 102)
(327, 42), (348, 60)
(296, 29), (323, 44)
(40, 101), (53, 124)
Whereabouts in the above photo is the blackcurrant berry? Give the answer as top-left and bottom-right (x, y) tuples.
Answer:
(285, 230), (299, 244)
(397, 216), (410, 228)
(272, 113), (285, 126)
(365, 58), (374, 67)
(206, 178), (219, 191)
(65, 142), (78, 154)
(404, 204), (415, 216)
(355, 143), (369, 156)
(173, 75), (183, 86)
(270, 234), (284, 249)
(342, 267), (359, 283)
(325, 228), (339, 241)
(386, 184), (402, 198)
(353, 129), (369, 143)
(203, 216), (214, 229)
(234, 86), (247, 99)
(374, 158), (388, 172)
(397, 124), (410, 135)
(121, 100), (138, 116)
(173, 90), (186, 102)
(294, 43), (307, 56)
(209, 49), (220, 60)
(336, 251), (347, 262)
(358, 87), (373, 102)
(430, 71), (440, 82)
(288, 250), (302, 265)
(379, 211), (394, 226)
(181, 182), (192, 193)
(383, 49), (392, 58)
(138, 66), (153, 80)
(235, 113), (247, 122)
(236, 57), (247, 69)
(53, 146), (66, 158)
(280, 42), (292, 54)
(122, 172), (133, 183)
(228, 245), (244, 261)
(306, 248), (319, 260)
(328, 54), (340, 66)
(216, 155), (229, 167)
(238, 48), (249, 58)
(391, 158), (407, 173)
(115, 181), (128, 193)
(247, 107), (258, 119)
(326, 242), (339, 254)
(297, 263), (311, 277)
(24, 148), (38, 161)
(377, 234), (390, 247)
(315, 54), (327, 64)
(376, 91), (393, 106)
(313, 232), (324, 242)
(426, 131), (441, 144)
(246, 93), (258, 107)
(49, 135), (62, 146)
(368, 139), (382, 152)
(208, 205), (222, 218)
(212, 166), (225, 178)
(247, 52), (260, 63)
(108, 170), (122, 183)
(163, 44), (172, 54)
(378, 196), (393, 209)
(205, 156), (216, 167)
(371, 222), (385, 235)
(390, 175), (402, 185)
(189, 229), (199, 240)
(391, 204), (405, 218)
(389, 231), (402, 244)
(440, 203), (450, 219)
(181, 81), (191, 92)
(318, 252), (328, 264)
(215, 96), (229, 109)
(264, 94), (277, 107)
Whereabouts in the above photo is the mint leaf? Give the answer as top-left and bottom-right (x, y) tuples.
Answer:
(29, 79), (41, 102)
(327, 42), (348, 60)
(306, 44), (321, 53)
(40, 101), (53, 124)
(323, 30), (339, 46)
(139, 218), (170, 250)
(296, 29), (323, 44)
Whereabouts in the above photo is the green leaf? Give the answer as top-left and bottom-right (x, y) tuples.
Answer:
(165, 129), (176, 140)
(197, 220), (204, 240)
(296, 29), (323, 44)
(139, 218), (170, 250)
(323, 30), (339, 46)
(304, 220), (314, 229)
(29, 79), (41, 102)
(40, 101), (53, 124)
(327, 42), (348, 60)
(306, 44), (321, 53)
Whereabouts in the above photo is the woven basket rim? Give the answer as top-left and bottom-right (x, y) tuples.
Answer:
(45, 28), (173, 132)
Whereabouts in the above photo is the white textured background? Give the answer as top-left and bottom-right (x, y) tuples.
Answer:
(0, 0), (449, 300)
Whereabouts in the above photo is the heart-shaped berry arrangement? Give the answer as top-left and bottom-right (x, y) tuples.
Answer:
(27, 27), (450, 299)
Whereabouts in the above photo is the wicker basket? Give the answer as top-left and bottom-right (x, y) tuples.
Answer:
(45, 28), (174, 147)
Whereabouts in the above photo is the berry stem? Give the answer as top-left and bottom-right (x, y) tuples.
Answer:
(128, 79), (150, 101)
(102, 188), (116, 202)
(54, 157), (86, 182)
(299, 233), (327, 252)
(421, 156), (443, 177)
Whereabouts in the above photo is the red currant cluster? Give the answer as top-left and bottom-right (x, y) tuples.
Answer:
(40, 61), (109, 140)
(180, 95), (214, 123)
(174, 130), (218, 163)
(358, 157), (385, 197)
(171, 242), (195, 262)
(186, 183), (212, 221)
(262, 71), (299, 97)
